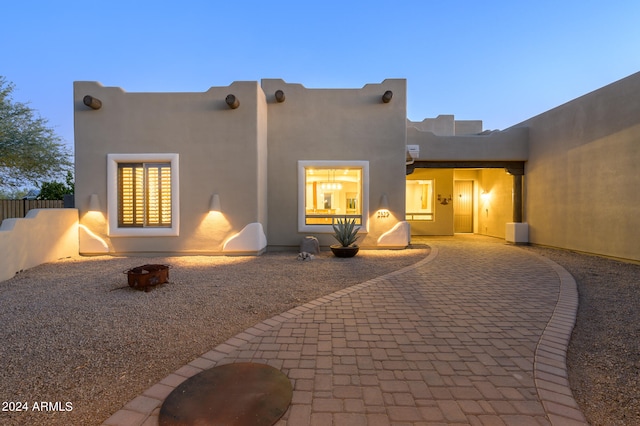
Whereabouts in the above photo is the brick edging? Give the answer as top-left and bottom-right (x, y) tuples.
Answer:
(526, 252), (589, 425)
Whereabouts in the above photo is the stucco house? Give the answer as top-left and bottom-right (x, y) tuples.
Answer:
(73, 72), (640, 262)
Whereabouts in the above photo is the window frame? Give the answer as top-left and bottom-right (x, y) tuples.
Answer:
(405, 178), (435, 221)
(107, 153), (179, 237)
(117, 162), (172, 228)
(298, 160), (369, 233)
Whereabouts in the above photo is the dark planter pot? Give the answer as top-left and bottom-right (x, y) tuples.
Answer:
(330, 245), (359, 258)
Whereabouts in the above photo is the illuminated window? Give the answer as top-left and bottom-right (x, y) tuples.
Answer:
(107, 153), (179, 236)
(405, 179), (434, 221)
(118, 163), (171, 227)
(298, 161), (369, 232)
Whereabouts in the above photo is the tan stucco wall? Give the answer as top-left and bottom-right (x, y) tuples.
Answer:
(519, 72), (640, 261)
(0, 209), (79, 283)
(407, 168), (455, 235)
(407, 116), (483, 136)
(257, 87), (269, 228)
(476, 169), (513, 239)
(408, 168), (515, 238)
(262, 79), (408, 248)
(407, 126), (529, 162)
(455, 120), (483, 136)
(74, 81), (267, 255)
(73, 73), (639, 259)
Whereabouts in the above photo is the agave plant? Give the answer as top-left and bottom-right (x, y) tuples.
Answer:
(332, 216), (360, 247)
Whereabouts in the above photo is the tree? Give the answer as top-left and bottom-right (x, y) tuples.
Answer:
(0, 76), (72, 189)
(39, 171), (74, 200)
(0, 187), (28, 199)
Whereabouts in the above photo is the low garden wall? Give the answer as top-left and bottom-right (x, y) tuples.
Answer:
(0, 209), (79, 283)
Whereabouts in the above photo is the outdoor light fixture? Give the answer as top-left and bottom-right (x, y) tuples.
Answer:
(382, 90), (393, 103)
(209, 194), (221, 213)
(379, 193), (389, 210)
(438, 194), (452, 205)
(377, 193), (390, 218)
(225, 94), (239, 109)
(88, 194), (100, 212)
(275, 90), (286, 103)
(83, 95), (102, 110)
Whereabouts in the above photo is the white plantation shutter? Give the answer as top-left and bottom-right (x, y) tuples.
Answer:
(159, 165), (172, 225)
(118, 163), (171, 227)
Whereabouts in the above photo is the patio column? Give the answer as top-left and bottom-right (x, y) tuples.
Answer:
(505, 166), (528, 244)
(513, 174), (523, 223)
(506, 166), (524, 223)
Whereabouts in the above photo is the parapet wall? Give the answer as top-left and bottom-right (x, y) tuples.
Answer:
(521, 71), (640, 261)
(408, 115), (483, 136)
(0, 209), (79, 283)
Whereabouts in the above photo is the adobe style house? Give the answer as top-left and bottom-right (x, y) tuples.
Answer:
(73, 72), (640, 262)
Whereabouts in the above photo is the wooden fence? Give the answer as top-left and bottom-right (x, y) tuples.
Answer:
(0, 199), (65, 223)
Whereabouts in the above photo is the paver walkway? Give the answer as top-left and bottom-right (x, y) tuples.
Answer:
(104, 235), (588, 425)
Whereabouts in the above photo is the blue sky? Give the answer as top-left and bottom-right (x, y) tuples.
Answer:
(2, 1), (639, 151)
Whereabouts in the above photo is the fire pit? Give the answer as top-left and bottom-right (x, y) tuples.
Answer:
(124, 264), (171, 291)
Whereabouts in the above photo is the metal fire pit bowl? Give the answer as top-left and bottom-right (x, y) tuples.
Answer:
(124, 264), (171, 291)
(159, 362), (292, 426)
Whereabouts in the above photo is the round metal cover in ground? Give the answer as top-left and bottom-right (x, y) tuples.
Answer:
(159, 362), (292, 426)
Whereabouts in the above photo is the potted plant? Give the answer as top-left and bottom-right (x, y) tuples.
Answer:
(330, 216), (360, 257)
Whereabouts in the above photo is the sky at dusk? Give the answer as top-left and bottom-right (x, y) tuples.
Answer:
(2, 1), (639, 152)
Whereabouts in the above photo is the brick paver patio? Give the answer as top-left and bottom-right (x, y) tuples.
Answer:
(104, 235), (587, 425)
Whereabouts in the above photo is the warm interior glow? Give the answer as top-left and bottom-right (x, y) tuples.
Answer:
(481, 191), (491, 202)
(147, 165), (171, 225)
(118, 163), (171, 227)
(304, 167), (362, 225)
(119, 166), (141, 225)
(405, 179), (434, 221)
(147, 167), (160, 223)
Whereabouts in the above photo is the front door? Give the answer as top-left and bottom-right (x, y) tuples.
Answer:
(454, 180), (473, 233)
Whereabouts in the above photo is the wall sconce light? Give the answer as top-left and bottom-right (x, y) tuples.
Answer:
(83, 95), (102, 110)
(209, 194), (221, 213)
(377, 193), (390, 218)
(88, 194), (100, 212)
(379, 193), (389, 210)
(438, 194), (452, 205)
(225, 94), (240, 109)
(275, 90), (286, 103)
(481, 191), (491, 202)
(382, 90), (393, 103)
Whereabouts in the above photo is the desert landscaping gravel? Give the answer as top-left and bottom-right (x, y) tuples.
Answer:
(0, 248), (428, 425)
(0, 242), (638, 425)
(522, 245), (640, 426)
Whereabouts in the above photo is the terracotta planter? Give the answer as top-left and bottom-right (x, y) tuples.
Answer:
(330, 245), (359, 258)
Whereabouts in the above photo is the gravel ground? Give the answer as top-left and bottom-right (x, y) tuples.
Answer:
(0, 248), (428, 426)
(1, 243), (638, 426)
(522, 246), (640, 426)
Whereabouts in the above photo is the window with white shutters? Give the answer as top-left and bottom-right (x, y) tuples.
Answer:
(118, 163), (172, 227)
